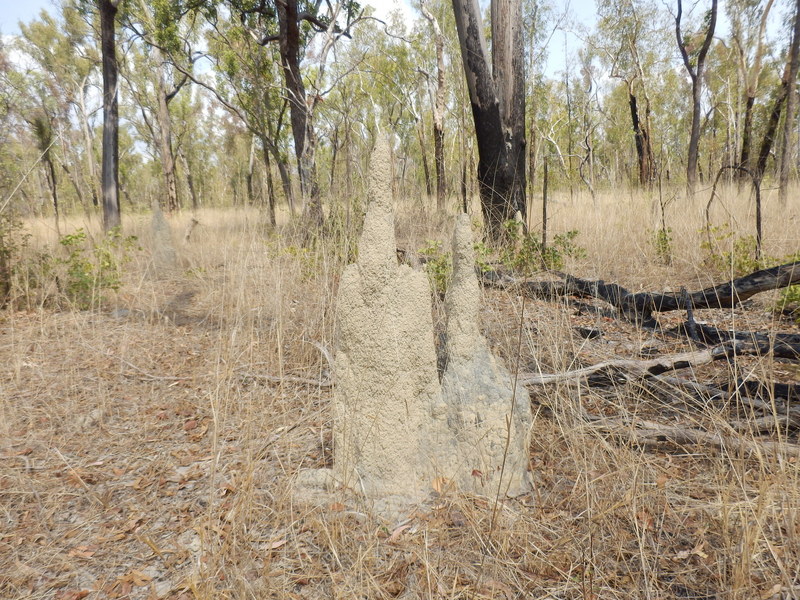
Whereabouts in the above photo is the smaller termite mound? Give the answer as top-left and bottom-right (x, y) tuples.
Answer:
(436, 213), (532, 497)
(297, 136), (532, 517)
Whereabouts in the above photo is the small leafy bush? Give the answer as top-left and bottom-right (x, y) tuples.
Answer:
(776, 252), (800, 323)
(419, 239), (451, 296)
(500, 220), (586, 274)
(700, 223), (761, 276)
(650, 227), (673, 265)
(57, 228), (138, 309)
(778, 284), (800, 323)
(0, 214), (29, 307)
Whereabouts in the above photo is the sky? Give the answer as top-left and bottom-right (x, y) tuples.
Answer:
(0, 0), (54, 35)
(0, 0), (730, 79)
(0, 0), (598, 73)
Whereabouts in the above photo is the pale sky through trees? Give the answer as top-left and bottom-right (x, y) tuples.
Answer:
(1, 0), (599, 78)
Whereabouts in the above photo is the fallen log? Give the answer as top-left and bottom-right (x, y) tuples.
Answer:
(688, 322), (800, 359)
(487, 261), (800, 326)
(519, 340), (773, 386)
(590, 414), (800, 458)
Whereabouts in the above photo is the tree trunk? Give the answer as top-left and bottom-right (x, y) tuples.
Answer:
(78, 74), (99, 207)
(756, 76), (790, 178)
(779, 0), (800, 203)
(329, 124), (338, 190)
(247, 134), (256, 205)
(260, 135), (277, 226)
(739, 94), (755, 171)
(154, 48), (180, 212)
(452, 0), (526, 242)
(44, 153), (60, 234)
(99, 0), (121, 231)
(676, 0), (717, 198)
(629, 90), (655, 186)
(734, 0), (775, 178)
(276, 0), (322, 226)
(421, 2), (447, 211)
(178, 148), (199, 210)
(417, 120), (433, 197)
(260, 134), (294, 214)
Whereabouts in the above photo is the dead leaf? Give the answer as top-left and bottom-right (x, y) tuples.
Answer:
(268, 538), (287, 550)
(636, 509), (653, 531)
(54, 590), (89, 600)
(131, 571), (152, 586)
(123, 516), (143, 533)
(691, 541), (708, 559)
(68, 545), (98, 559)
(329, 502), (345, 512)
(432, 477), (451, 494)
(183, 419), (197, 431)
(760, 583), (783, 599)
(66, 468), (97, 486)
(387, 524), (411, 544)
(656, 473), (669, 488)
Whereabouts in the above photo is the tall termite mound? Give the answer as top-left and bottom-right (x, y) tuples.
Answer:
(331, 136), (532, 512)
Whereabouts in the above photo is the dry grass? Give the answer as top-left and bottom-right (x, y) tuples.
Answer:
(1, 184), (799, 599)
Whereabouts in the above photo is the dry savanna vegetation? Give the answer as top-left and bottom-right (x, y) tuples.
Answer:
(2, 185), (799, 600)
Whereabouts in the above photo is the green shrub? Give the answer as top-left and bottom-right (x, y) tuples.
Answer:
(700, 223), (762, 276)
(0, 214), (29, 307)
(776, 252), (800, 323)
(778, 284), (800, 323)
(500, 220), (586, 274)
(57, 228), (138, 309)
(650, 227), (673, 265)
(418, 239), (451, 296)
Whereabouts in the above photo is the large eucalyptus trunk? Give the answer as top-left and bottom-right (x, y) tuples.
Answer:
(756, 76), (789, 178)
(99, 0), (120, 231)
(154, 48), (180, 212)
(452, 0), (526, 242)
(276, 0), (322, 226)
(739, 95), (756, 172)
(421, 2), (447, 211)
(779, 0), (800, 203)
(629, 90), (655, 186)
(259, 135), (277, 226)
(676, 0), (717, 198)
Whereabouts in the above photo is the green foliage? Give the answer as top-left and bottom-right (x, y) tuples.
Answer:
(0, 214), (30, 307)
(700, 223), (761, 276)
(56, 228), (138, 309)
(778, 284), (800, 324)
(776, 252), (800, 323)
(649, 227), (673, 265)
(419, 239), (451, 296)
(500, 220), (586, 274)
(472, 240), (493, 274)
(701, 226), (800, 322)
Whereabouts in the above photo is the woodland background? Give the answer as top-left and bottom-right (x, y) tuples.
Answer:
(2, 1), (800, 599)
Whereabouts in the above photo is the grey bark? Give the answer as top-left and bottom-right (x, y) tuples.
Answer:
(276, 0), (322, 226)
(421, 2), (447, 211)
(99, 0), (121, 231)
(154, 47), (180, 212)
(676, 0), (717, 197)
(779, 0), (800, 203)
